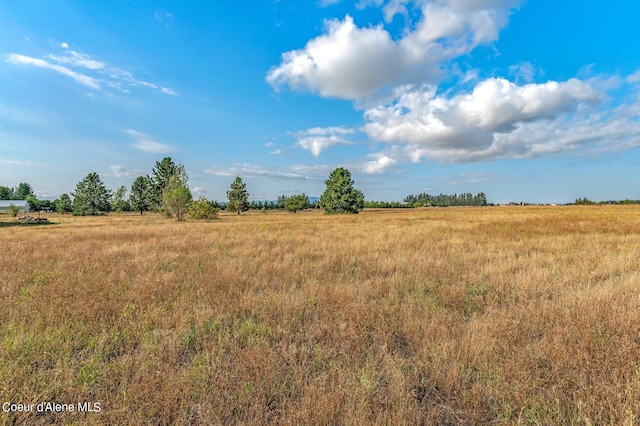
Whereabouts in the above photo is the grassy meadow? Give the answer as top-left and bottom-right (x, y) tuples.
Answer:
(1, 206), (640, 424)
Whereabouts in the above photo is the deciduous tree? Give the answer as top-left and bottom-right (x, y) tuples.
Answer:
(163, 175), (192, 221)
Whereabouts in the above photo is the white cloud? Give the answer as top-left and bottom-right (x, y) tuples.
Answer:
(438, 171), (494, 185)
(6, 45), (176, 95)
(265, 142), (275, 147)
(154, 10), (174, 28)
(295, 126), (355, 156)
(319, 0), (343, 6)
(106, 165), (144, 179)
(204, 163), (313, 180)
(267, 0), (523, 99)
(508, 62), (542, 84)
(48, 50), (105, 70)
(1, 159), (35, 167)
(124, 129), (173, 154)
(6, 53), (100, 89)
(269, 149), (283, 155)
(362, 77), (604, 162)
(192, 187), (207, 195)
(160, 87), (178, 96)
(627, 70), (640, 84)
(361, 154), (397, 174)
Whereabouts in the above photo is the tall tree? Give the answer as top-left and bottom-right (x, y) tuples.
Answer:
(111, 185), (128, 213)
(226, 177), (249, 214)
(14, 182), (34, 200)
(151, 157), (177, 208)
(319, 167), (365, 214)
(129, 176), (153, 215)
(72, 173), (111, 216)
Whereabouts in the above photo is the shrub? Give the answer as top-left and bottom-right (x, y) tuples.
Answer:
(188, 197), (219, 220)
(8, 203), (20, 218)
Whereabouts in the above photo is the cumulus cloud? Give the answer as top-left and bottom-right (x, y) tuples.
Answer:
(264, 1), (640, 169)
(124, 129), (173, 154)
(267, 0), (523, 99)
(269, 149), (283, 155)
(295, 126), (355, 156)
(362, 77), (604, 162)
(361, 154), (397, 174)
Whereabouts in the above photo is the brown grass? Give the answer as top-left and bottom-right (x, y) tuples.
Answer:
(1, 206), (640, 424)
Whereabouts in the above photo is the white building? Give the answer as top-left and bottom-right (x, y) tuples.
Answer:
(0, 200), (30, 214)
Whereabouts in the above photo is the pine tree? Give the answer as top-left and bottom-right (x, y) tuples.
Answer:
(285, 193), (310, 213)
(319, 168), (365, 214)
(226, 177), (249, 215)
(130, 176), (153, 215)
(57, 193), (73, 214)
(111, 186), (128, 213)
(72, 173), (111, 216)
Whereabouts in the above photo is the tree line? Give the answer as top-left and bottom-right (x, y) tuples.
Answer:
(403, 192), (488, 207)
(3, 159), (492, 219)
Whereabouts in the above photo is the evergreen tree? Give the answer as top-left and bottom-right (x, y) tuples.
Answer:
(130, 176), (153, 215)
(285, 193), (310, 213)
(226, 177), (249, 214)
(57, 193), (73, 214)
(319, 167), (365, 214)
(151, 157), (180, 209)
(111, 185), (128, 213)
(72, 173), (111, 216)
(0, 186), (12, 199)
(14, 182), (34, 200)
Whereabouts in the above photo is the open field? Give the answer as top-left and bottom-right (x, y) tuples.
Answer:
(1, 206), (640, 424)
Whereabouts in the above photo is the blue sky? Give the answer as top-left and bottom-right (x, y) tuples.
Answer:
(1, 0), (639, 204)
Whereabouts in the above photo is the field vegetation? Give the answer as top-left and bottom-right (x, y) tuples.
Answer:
(1, 206), (640, 424)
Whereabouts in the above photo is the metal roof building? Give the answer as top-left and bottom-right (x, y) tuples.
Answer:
(0, 200), (30, 213)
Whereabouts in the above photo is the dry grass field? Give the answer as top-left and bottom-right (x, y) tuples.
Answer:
(1, 206), (640, 424)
